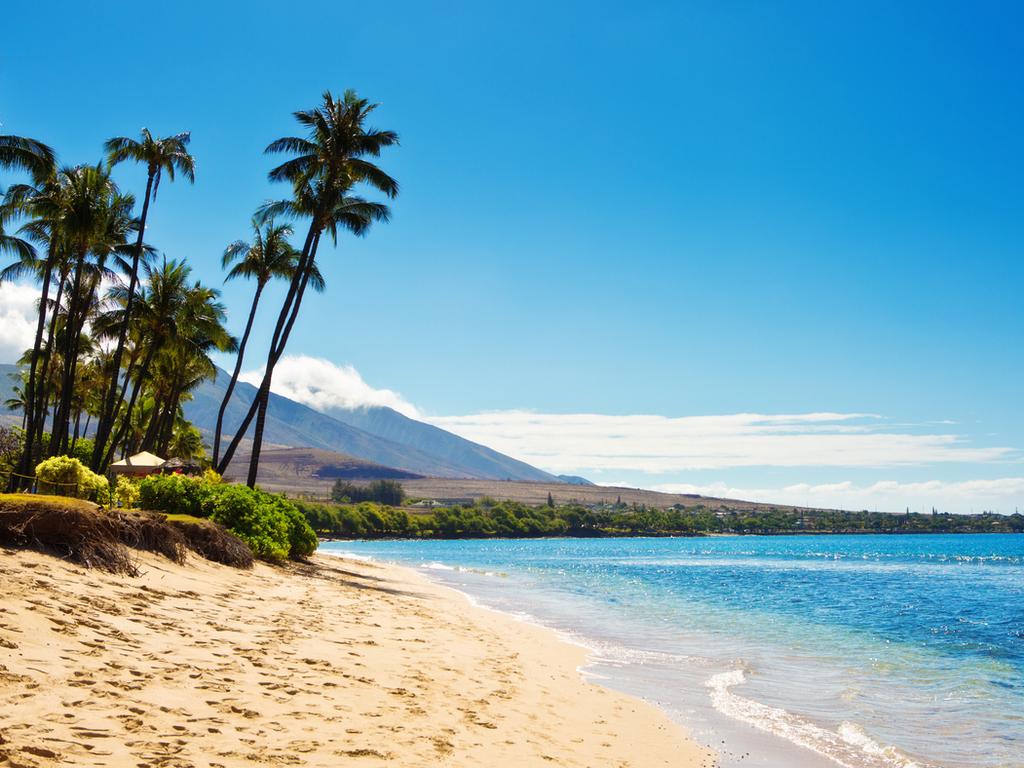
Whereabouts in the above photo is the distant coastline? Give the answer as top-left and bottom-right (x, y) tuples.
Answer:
(296, 497), (1024, 540)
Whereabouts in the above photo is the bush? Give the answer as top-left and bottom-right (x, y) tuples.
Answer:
(137, 474), (212, 517)
(330, 479), (405, 506)
(210, 486), (317, 561)
(35, 456), (109, 503)
(209, 485), (290, 561)
(114, 476), (140, 509)
(279, 499), (318, 559)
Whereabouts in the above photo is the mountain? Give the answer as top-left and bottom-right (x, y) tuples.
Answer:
(0, 363), (560, 481)
(316, 402), (559, 484)
(184, 370), (558, 481)
(557, 474), (595, 486)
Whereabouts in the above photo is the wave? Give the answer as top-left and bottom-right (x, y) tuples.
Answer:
(318, 549), (376, 562)
(705, 669), (937, 768)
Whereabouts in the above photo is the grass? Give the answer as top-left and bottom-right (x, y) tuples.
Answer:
(163, 513), (211, 525)
(0, 492), (98, 513)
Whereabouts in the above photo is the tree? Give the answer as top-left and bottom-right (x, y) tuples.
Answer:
(35, 164), (136, 457)
(92, 129), (194, 472)
(215, 91), (398, 485)
(99, 258), (234, 465)
(0, 135), (57, 490)
(0, 135), (56, 184)
(212, 218), (321, 466)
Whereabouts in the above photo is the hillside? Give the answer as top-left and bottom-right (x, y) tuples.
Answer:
(185, 370), (559, 481)
(313, 402), (559, 484)
(222, 446), (424, 485)
(0, 364), (561, 483)
(241, 473), (817, 513)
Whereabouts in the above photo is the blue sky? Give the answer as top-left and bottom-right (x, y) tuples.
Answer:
(2, 1), (1022, 512)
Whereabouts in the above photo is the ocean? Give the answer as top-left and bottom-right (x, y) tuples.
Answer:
(320, 534), (1024, 768)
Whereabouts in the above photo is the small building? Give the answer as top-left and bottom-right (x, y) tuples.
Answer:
(109, 451), (166, 477)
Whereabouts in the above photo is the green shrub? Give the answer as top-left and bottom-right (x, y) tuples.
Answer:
(330, 479), (405, 505)
(279, 499), (318, 559)
(114, 476), (140, 509)
(35, 455), (109, 503)
(208, 485), (290, 561)
(137, 474), (212, 517)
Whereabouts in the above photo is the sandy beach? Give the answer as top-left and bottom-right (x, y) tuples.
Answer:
(0, 548), (712, 767)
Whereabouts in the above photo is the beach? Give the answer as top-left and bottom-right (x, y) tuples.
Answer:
(326, 536), (1024, 768)
(0, 548), (711, 768)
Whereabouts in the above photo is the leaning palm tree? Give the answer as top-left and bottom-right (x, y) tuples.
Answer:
(212, 217), (321, 466)
(92, 129), (194, 472)
(214, 90), (397, 484)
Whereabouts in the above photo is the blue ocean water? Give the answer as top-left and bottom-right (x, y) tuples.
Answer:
(321, 535), (1024, 768)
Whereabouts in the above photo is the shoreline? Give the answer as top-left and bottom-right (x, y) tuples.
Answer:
(0, 549), (712, 767)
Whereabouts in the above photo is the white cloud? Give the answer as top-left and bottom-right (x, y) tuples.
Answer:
(241, 355), (420, 418)
(651, 478), (1024, 514)
(241, 355), (1023, 512)
(0, 281), (38, 363)
(427, 411), (1016, 472)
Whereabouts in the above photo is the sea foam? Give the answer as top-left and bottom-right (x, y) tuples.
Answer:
(705, 670), (932, 768)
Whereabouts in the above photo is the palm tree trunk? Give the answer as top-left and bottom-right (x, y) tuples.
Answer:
(31, 272), (66, 452)
(102, 341), (159, 467)
(8, 248), (54, 491)
(245, 232), (321, 487)
(51, 254), (86, 455)
(71, 408), (82, 449)
(157, 381), (182, 456)
(217, 223), (318, 477)
(213, 281), (264, 466)
(92, 171), (154, 471)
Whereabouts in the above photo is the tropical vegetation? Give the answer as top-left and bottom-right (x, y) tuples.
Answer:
(0, 89), (397, 495)
(295, 498), (1024, 538)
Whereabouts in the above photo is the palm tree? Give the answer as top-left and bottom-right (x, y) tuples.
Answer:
(92, 129), (194, 472)
(212, 218), (322, 466)
(0, 200), (35, 262)
(140, 281), (234, 455)
(101, 259), (234, 465)
(48, 165), (136, 455)
(4, 373), (28, 430)
(214, 90), (397, 484)
(0, 137), (56, 490)
(0, 135), (56, 184)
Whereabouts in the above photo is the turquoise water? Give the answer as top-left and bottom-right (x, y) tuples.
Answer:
(321, 535), (1024, 768)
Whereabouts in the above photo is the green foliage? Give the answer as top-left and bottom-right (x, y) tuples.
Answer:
(0, 425), (20, 479)
(70, 438), (96, 466)
(137, 474), (212, 517)
(114, 476), (140, 509)
(330, 479), (406, 506)
(294, 498), (1024, 540)
(135, 474), (317, 561)
(209, 485), (290, 561)
(34, 455), (109, 503)
(280, 500), (318, 559)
